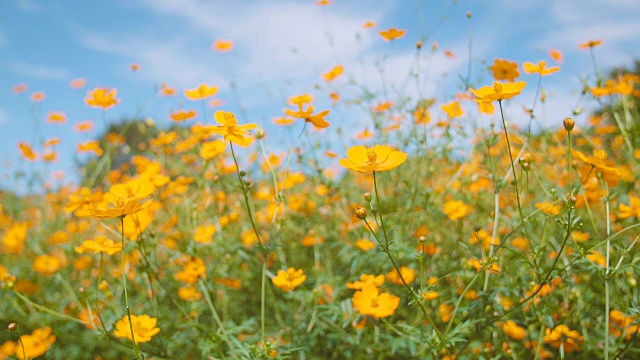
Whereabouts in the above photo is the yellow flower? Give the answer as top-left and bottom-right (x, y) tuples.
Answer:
(619, 195), (640, 218)
(491, 59), (520, 82)
(443, 200), (470, 221)
(586, 251), (606, 267)
(113, 314), (160, 343)
(170, 109), (198, 122)
(355, 239), (376, 251)
(439, 303), (454, 322)
(75, 235), (123, 255)
(379, 28), (406, 42)
(272, 267), (306, 292)
(77, 140), (104, 156)
(323, 65), (344, 82)
(339, 145), (407, 173)
(503, 320), (527, 341)
(199, 140), (227, 160)
(441, 101), (464, 118)
(352, 284), (400, 318)
(176, 256), (207, 284)
(85, 88), (120, 110)
(2, 222), (28, 254)
(15, 327), (56, 359)
(347, 274), (385, 290)
(385, 266), (416, 285)
(178, 286), (202, 301)
(578, 39), (602, 49)
(184, 84), (218, 100)
(543, 325), (583, 353)
(205, 110), (256, 146)
(284, 104), (331, 129)
(32, 255), (62, 276)
(469, 81), (526, 103)
(194, 225), (216, 244)
(535, 202), (562, 216)
(522, 60), (560, 76)
(89, 196), (154, 219)
(212, 39), (233, 52)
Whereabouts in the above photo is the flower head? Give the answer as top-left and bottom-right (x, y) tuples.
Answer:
(523, 60), (560, 76)
(469, 81), (526, 103)
(352, 284), (400, 318)
(15, 327), (56, 359)
(340, 145), (407, 173)
(85, 88), (120, 110)
(579, 39), (603, 49)
(75, 235), (123, 255)
(284, 105), (330, 129)
(184, 84), (218, 101)
(205, 110), (256, 146)
(503, 320), (527, 341)
(113, 314), (160, 343)
(543, 325), (583, 353)
(379, 28), (406, 41)
(212, 39), (234, 52)
(272, 267), (306, 292)
(491, 59), (520, 82)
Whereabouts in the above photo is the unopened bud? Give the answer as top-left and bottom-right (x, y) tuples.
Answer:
(255, 126), (265, 139)
(416, 41), (422, 49)
(239, 170), (246, 177)
(418, 236), (427, 244)
(363, 192), (372, 202)
(466, 11), (472, 18)
(7, 323), (17, 333)
(563, 117), (575, 131)
(355, 206), (367, 220)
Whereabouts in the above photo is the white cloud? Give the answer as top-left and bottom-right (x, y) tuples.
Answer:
(16, 0), (42, 13)
(6, 61), (69, 80)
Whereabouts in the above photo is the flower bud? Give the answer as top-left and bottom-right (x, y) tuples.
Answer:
(418, 236), (427, 244)
(239, 170), (246, 177)
(415, 41), (422, 49)
(563, 117), (575, 131)
(255, 126), (265, 139)
(355, 206), (367, 220)
(7, 323), (17, 333)
(363, 192), (372, 202)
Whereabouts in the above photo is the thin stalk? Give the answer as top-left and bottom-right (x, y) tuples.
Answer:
(121, 216), (140, 358)
(604, 183), (611, 360)
(483, 193), (500, 292)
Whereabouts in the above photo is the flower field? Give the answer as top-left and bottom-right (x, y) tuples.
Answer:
(1, 3), (640, 359)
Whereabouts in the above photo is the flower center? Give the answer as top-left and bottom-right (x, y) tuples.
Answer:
(222, 112), (237, 125)
(114, 195), (126, 208)
(594, 149), (606, 160)
(493, 82), (503, 94)
(366, 149), (377, 164)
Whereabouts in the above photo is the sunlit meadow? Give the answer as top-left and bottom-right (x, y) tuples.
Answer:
(1, 1), (640, 359)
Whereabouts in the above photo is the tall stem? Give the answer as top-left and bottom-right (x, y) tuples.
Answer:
(121, 216), (140, 358)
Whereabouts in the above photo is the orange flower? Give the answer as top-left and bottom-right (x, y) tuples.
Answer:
(113, 314), (160, 343)
(46, 111), (67, 124)
(75, 235), (123, 255)
(273, 117), (294, 126)
(14, 327), (56, 359)
(356, 128), (374, 140)
(170, 109), (198, 122)
(578, 39), (602, 49)
(89, 194), (153, 219)
(522, 61), (560, 76)
(176, 256), (207, 284)
(352, 284), (400, 318)
(77, 140), (104, 156)
(74, 120), (94, 132)
(160, 83), (176, 96)
(212, 39), (234, 52)
(386, 266), (415, 285)
(205, 110), (256, 146)
(85, 88), (120, 109)
(443, 200), (470, 221)
(315, 0), (331, 5)
(469, 81), (526, 103)
(12, 83), (28, 94)
(184, 84), (218, 100)
(543, 325), (583, 353)
(491, 59), (520, 82)
(439, 303), (454, 322)
(130, 63), (140, 71)
(441, 101), (464, 118)
(619, 195), (640, 218)
(347, 274), (385, 290)
(340, 145), (406, 173)
(323, 65), (344, 82)
(18, 142), (38, 161)
(200, 139), (227, 160)
(30, 92), (45, 102)
(362, 21), (377, 29)
(272, 267), (306, 291)
(69, 78), (86, 89)
(379, 27), (406, 41)
(284, 104), (330, 129)
(33, 255), (62, 276)
(503, 320), (527, 341)
(355, 239), (376, 251)
(548, 48), (563, 63)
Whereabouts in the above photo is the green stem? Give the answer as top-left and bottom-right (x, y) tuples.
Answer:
(121, 216), (140, 358)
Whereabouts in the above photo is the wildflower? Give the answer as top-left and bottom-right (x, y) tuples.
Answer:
(88, 194), (153, 219)
(439, 303), (454, 322)
(200, 140), (227, 160)
(12, 83), (28, 93)
(113, 314), (160, 343)
(469, 258), (501, 274)
(85, 88), (120, 110)
(619, 195), (640, 218)
(586, 251), (606, 267)
(522, 61), (560, 76)
(379, 28), (406, 41)
(75, 235), (123, 255)
(77, 140), (104, 156)
(491, 59), (520, 82)
(212, 39), (233, 52)
(352, 284), (400, 318)
(414, 99), (434, 124)
(2, 222), (29, 254)
(272, 267), (306, 292)
(356, 128), (374, 140)
(355, 239), (376, 251)
(14, 327), (56, 359)
(535, 202), (561, 216)
(548, 48), (563, 63)
(0, 264), (16, 288)
(443, 200), (470, 221)
(32, 255), (62, 276)
(572, 149), (622, 187)
(543, 325), (583, 353)
(386, 266), (416, 285)
(130, 64), (140, 71)
(74, 120), (93, 132)
(323, 65), (344, 82)
(184, 84), (218, 100)
(362, 21), (376, 29)
(30, 92), (45, 102)
(347, 274), (385, 289)
(503, 320), (527, 340)
(18, 142), (38, 161)
(441, 101), (464, 118)
(339, 145), (407, 173)
(194, 225), (216, 244)
(46, 111), (66, 124)
(205, 110), (256, 146)
(178, 286), (202, 301)
(578, 39), (602, 49)
(284, 104), (330, 129)
(160, 83), (176, 96)
(170, 109), (198, 122)
(70, 78), (86, 89)
(176, 256), (207, 284)
(273, 117), (294, 126)
(469, 81), (527, 103)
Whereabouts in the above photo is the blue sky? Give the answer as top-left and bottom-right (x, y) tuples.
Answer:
(1, 0), (639, 192)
